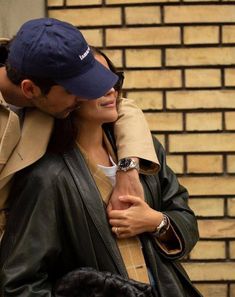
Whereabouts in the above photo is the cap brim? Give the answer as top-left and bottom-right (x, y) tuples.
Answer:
(55, 60), (118, 100)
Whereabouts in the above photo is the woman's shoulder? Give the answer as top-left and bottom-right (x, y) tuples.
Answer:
(16, 151), (68, 184)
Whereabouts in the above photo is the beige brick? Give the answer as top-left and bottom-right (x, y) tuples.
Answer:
(66, 0), (101, 4)
(185, 69), (221, 87)
(165, 5), (235, 23)
(153, 134), (165, 148)
(125, 49), (161, 68)
(184, 262), (235, 281)
(228, 198), (235, 216)
(125, 6), (160, 25)
(167, 90), (235, 110)
(127, 91), (163, 110)
(227, 155), (235, 173)
(80, 29), (103, 47)
(106, 27), (180, 46)
(48, 8), (121, 26)
(102, 49), (123, 68)
(125, 70), (181, 89)
(225, 68), (235, 86)
(186, 112), (222, 131)
(188, 198), (224, 216)
(166, 155), (184, 174)
(145, 113), (183, 131)
(223, 25), (235, 43)
(231, 284), (235, 297)
(194, 284), (227, 297)
(47, 0), (63, 6)
(190, 240), (225, 259)
(198, 219), (235, 239)
(225, 112), (235, 130)
(230, 241), (235, 259)
(184, 26), (219, 45)
(187, 155), (223, 174)
(170, 133), (235, 153)
(106, 0), (178, 3)
(166, 47), (235, 66)
(179, 176), (235, 196)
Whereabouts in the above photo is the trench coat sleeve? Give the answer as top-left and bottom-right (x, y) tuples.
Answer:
(0, 163), (64, 297)
(151, 136), (199, 260)
(115, 98), (159, 173)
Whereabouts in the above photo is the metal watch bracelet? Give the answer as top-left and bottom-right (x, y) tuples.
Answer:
(152, 214), (170, 237)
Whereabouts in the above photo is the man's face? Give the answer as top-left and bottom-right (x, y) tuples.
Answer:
(31, 85), (83, 119)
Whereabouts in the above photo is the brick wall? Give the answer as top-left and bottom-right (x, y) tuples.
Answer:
(47, 1), (235, 296)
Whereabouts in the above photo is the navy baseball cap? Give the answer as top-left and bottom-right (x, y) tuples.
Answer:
(8, 18), (118, 99)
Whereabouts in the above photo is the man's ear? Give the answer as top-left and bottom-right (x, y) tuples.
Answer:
(21, 79), (41, 99)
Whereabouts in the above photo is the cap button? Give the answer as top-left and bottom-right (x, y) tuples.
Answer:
(45, 20), (53, 26)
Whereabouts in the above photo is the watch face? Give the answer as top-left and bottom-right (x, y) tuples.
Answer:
(119, 158), (131, 168)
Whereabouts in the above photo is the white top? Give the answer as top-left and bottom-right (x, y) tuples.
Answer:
(97, 155), (117, 186)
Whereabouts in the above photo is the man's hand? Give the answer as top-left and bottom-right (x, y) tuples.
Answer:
(107, 167), (144, 211)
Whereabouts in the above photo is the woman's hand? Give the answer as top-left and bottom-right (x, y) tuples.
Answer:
(108, 195), (163, 238)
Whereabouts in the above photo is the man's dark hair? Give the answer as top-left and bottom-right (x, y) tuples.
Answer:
(5, 62), (56, 95)
(0, 40), (9, 66)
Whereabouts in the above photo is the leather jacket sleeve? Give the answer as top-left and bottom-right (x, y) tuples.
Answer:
(150, 136), (199, 260)
(0, 160), (65, 297)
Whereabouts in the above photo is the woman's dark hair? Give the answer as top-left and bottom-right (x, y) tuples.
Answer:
(48, 113), (78, 154)
(48, 46), (124, 154)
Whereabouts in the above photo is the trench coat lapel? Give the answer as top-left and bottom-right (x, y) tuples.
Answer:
(0, 108), (54, 185)
(63, 148), (128, 278)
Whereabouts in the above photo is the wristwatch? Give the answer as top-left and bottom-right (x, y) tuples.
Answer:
(152, 214), (170, 237)
(117, 158), (140, 172)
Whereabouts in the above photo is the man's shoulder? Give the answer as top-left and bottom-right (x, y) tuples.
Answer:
(0, 92), (10, 112)
(0, 91), (9, 109)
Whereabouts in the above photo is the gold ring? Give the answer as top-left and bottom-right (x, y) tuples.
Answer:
(115, 227), (119, 235)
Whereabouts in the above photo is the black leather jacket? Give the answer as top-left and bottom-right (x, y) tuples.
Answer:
(0, 137), (202, 297)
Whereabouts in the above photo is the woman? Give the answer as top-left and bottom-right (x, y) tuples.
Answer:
(0, 48), (202, 297)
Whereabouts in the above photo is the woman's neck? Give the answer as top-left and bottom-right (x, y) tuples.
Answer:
(76, 123), (111, 166)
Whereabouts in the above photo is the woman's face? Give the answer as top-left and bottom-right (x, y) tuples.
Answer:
(74, 53), (119, 125)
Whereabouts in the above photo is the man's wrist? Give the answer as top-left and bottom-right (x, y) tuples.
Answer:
(117, 157), (140, 172)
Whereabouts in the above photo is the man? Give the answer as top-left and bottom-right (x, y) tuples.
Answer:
(0, 18), (159, 237)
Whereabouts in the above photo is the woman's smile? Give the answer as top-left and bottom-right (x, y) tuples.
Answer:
(99, 98), (116, 108)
